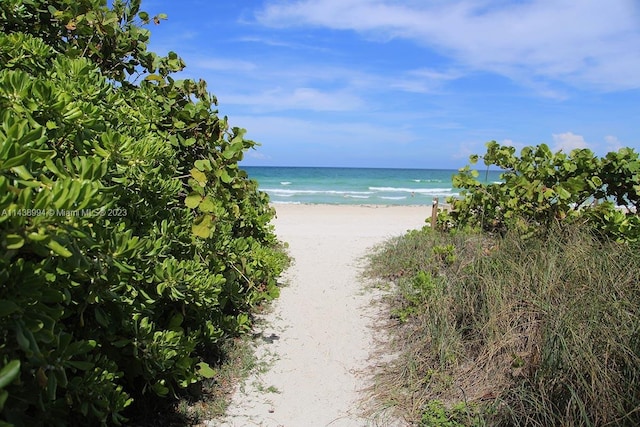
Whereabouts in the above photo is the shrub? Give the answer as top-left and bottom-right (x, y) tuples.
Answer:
(439, 141), (640, 241)
(0, 1), (287, 425)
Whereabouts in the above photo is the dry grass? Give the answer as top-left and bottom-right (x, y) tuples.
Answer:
(364, 226), (640, 426)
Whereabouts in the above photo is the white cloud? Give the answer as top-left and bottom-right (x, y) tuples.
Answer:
(235, 36), (332, 52)
(452, 138), (526, 162)
(604, 135), (623, 152)
(390, 68), (463, 93)
(221, 87), (364, 112)
(232, 114), (424, 165)
(245, 150), (272, 161)
(232, 114), (416, 145)
(502, 138), (528, 154)
(552, 132), (589, 152)
(192, 58), (257, 72)
(452, 141), (479, 160)
(185, 54), (463, 116)
(256, 0), (640, 92)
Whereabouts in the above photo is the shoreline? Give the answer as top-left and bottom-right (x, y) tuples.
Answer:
(269, 202), (442, 209)
(270, 201), (450, 209)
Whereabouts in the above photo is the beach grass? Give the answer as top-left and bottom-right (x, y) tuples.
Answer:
(175, 337), (257, 424)
(364, 225), (640, 426)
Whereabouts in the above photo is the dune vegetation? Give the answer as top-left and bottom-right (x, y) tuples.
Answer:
(366, 143), (640, 426)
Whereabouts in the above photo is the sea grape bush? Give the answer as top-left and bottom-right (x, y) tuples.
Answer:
(439, 141), (640, 241)
(0, 0), (287, 425)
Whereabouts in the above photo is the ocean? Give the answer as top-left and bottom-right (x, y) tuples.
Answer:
(243, 166), (502, 206)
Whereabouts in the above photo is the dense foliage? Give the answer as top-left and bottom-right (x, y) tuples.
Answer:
(0, 1), (287, 425)
(439, 141), (640, 241)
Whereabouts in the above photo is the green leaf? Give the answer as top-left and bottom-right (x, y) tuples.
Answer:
(219, 170), (232, 184)
(27, 232), (49, 242)
(168, 313), (183, 329)
(28, 148), (54, 159)
(0, 360), (20, 389)
(144, 74), (164, 82)
(66, 361), (94, 371)
(194, 159), (212, 171)
(2, 152), (30, 169)
(185, 193), (201, 209)
(190, 168), (207, 185)
(112, 339), (131, 348)
(54, 369), (68, 388)
(0, 300), (19, 317)
(21, 126), (46, 146)
(5, 234), (24, 249)
(0, 389), (8, 412)
(11, 165), (34, 180)
(47, 239), (73, 257)
(15, 325), (30, 351)
(557, 187), (572, 200)
(222, 148), (236, 160)
(196, 362), (216, 379)
(199, 196), (215, 213)
(192, 215), (213, 238)
(94, 308), (109, 327)
(151, 381), (169, 396)
(47, 370), (58, 400)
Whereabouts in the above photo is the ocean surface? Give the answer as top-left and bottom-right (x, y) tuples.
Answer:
(243, 166), (502, 206)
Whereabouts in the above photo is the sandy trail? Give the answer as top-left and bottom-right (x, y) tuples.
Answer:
(217, 204), (430, 427)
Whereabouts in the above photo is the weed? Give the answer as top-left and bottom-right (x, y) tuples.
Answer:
(421, 400), (484, 427)
(431, 244), (457, 265)
(171, 334), (260, 424)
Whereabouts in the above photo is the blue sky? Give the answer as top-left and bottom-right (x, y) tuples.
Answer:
(142, 0), (640, 169)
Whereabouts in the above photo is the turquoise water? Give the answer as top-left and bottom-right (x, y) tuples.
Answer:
(243, 166), (502, 206)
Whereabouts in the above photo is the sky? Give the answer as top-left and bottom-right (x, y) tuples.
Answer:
(141, 0), (640, 169)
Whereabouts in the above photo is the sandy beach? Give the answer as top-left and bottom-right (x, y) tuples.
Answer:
(217, 204), (431, 427)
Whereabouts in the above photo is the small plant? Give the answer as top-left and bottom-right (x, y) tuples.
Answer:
(391, 269), (443, 322)
(432, 244), (456, 265)
(421, 400), (483, 427)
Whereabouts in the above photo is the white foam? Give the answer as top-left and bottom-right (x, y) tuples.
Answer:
(264, 188), (374, 196)
(369, 186), (454, 194)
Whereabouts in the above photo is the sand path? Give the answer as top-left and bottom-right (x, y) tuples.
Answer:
(217, 205), (430, 427)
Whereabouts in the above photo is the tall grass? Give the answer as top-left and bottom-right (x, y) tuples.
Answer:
(365, 226), (640, 426)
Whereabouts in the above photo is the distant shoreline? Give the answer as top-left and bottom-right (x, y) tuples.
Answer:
(246, 166), (489, 206)
(270, 201), (451, 209)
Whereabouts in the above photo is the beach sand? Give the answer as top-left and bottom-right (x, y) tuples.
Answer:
(217, 204), (431, 427)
